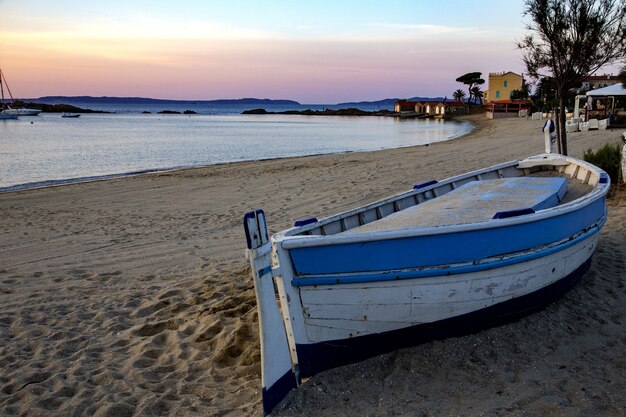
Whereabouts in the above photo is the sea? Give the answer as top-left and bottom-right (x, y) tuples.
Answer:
(0, 100), (473, 191)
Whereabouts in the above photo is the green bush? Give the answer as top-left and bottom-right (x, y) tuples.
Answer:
(583, 143), (623, 184)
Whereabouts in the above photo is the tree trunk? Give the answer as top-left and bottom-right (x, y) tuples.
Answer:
(558, 96), (568, 155)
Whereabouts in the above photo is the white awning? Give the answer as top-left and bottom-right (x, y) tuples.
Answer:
(586, 83), (626, 96)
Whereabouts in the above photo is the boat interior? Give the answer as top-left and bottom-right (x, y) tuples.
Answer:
(287, 157), (598, 237)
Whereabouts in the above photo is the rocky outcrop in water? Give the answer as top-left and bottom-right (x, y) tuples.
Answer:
(9, 100), (108, 113)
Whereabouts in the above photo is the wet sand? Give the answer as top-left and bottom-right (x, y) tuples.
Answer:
(0, 115), (624, 416)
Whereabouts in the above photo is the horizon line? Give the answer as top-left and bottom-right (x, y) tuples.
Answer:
(18, 94), (450, 105)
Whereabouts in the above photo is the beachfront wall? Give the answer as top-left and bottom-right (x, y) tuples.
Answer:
(484, 72), (523, 102)
(394, 101), (419, 112)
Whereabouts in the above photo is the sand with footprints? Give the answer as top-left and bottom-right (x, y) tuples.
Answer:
(1, 115), (624, 416)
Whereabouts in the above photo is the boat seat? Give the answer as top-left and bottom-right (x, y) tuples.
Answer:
(345, 177), (568, 232)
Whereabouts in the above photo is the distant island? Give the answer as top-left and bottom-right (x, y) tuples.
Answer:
(11, 100), (109, 114)
(336, 96), (446, 108)
(157, 110), (198, 114)
(241, 108), (394, 116)
(22, 95), (446, 108)
(25, 96), (301, 106)
(13, 95), (450, 115)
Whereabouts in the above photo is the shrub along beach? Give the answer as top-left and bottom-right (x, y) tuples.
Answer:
(0, 115), (624, 416)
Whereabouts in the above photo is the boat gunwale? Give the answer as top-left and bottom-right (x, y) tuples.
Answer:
(290, 214), (606, 286)
(275, 155), (609, 250)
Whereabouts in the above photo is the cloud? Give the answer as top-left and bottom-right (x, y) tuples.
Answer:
(0, 10), (526, 102)
(363, 22), (523, 42)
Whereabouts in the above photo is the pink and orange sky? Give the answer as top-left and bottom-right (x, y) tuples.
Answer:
(2, 0), (531, 103)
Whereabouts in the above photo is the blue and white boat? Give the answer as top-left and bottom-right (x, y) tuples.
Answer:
(244, 154), (610, 415)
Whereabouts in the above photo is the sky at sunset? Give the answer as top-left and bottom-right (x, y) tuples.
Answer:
(1, 0), (530, 103)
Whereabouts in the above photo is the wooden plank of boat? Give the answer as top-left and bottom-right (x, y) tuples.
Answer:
(344, 176), (567, 232)
(244, 210), (297, 414)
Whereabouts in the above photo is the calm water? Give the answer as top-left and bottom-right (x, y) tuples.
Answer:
(0, 113), (472, 191)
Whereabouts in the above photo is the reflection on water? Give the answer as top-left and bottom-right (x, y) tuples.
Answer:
(0, 113), (472, 190)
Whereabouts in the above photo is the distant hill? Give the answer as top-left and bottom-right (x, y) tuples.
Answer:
(26, 96), (301, 106)
(23, 96), (447, 107)
(337, 97), (447, 107)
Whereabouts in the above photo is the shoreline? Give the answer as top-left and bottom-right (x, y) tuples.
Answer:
(1, 115), (624, 417)
(0, 116), (477, 194)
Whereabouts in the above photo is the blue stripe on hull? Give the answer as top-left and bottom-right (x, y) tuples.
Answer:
(290, 198), (604, 276)
(295, 256), (592, 378)
(289, 199), (605, 276)
(293, 222), (602, 286)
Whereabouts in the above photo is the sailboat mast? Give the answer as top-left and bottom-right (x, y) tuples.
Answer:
(0, 69), (4, 106)
(0, 69), (16, 105)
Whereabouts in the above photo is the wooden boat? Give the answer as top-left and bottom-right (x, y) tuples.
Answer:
(243, 154), (609, 415)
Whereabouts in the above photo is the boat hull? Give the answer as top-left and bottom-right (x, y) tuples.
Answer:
(3, 108), (41, 116)
(294, 231), (598, 376)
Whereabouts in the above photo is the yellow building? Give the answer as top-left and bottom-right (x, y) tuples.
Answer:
(484, 71), (523, 102)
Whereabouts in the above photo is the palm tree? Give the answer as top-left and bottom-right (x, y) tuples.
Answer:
(470, 86), (483, 105)
(453, 89), (466, 102)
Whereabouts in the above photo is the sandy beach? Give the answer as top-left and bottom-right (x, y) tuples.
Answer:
(1, 115), (624, 417)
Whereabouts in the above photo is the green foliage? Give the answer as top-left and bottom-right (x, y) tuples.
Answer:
(511, 78), (532, 100)
(455, 72), (485, 103)
(456, 72), (484, 85)
(583, 143), (623, 184)
(510, 89), (529, 99)
(470, 86), (483, 104)
(533, 77), (557, 100)
(453, 89), (466, 102)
